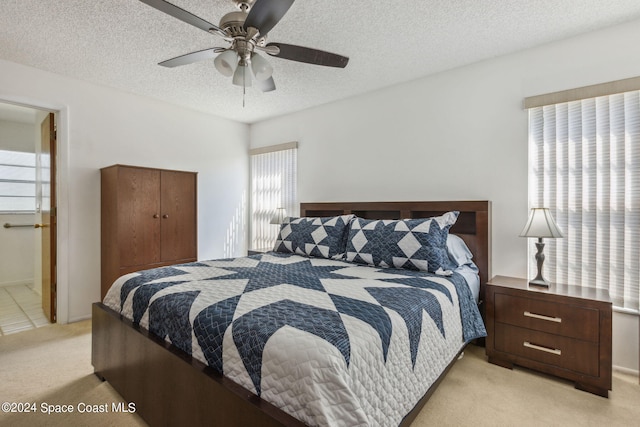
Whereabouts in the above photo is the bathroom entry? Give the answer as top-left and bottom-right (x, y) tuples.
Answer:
(0, 103), (57, 334)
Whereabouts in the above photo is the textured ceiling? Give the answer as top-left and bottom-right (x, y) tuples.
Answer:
(2, 0), (640, 124)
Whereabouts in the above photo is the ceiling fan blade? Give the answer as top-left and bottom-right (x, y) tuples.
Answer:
(139, 0), (227, 38)
(258, 76), (276, 92)
(265, 43), (349, 68)
(243, 0), (295, 36)
(159, 48), (224, 68)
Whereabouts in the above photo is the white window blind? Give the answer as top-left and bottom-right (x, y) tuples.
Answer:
(0, 149), (37, 213)
(250, 142), (297, 250)
(528, 91), (640, 313)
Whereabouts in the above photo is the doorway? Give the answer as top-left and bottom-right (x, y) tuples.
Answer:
(0, 102), (57, 335)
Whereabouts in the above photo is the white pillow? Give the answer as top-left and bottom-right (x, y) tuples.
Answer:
(447, 234), (474, 268)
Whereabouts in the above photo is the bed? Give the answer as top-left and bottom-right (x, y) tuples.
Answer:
(92, 200), (491, 426)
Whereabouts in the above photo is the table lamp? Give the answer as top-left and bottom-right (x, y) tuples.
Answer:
(520, 208), (564, 287)
(270, 207), (286, 225)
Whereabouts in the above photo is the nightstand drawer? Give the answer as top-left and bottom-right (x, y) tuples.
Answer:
(494, 323), (599, 377)
(494, 293), (599, 342)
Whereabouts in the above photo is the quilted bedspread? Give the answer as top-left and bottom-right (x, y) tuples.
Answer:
(103, 252), (486, 426)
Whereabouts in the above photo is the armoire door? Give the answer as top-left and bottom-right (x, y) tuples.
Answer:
(160, 170), (197, 263)
(118, 167), (161, 268)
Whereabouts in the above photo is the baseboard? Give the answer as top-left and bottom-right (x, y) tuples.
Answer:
(0, 279), (34, 288)
(67, 314), (92, 324)
(613, 365), (639, 377)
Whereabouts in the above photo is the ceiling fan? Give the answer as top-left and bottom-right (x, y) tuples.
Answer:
(139, 0), (349, 93)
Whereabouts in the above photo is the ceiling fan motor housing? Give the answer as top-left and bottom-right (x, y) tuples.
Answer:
(219, 10), (248, 38)
(219, 4), (266, 48)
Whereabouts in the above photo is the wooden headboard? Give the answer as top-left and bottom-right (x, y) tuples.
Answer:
(300, 200), (492, 304)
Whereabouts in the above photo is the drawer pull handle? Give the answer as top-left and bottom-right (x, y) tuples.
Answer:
(524, 311), (562, 323)
(524, 341), (561, 356)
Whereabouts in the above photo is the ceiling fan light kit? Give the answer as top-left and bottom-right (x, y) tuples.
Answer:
(139, 0), (349, 95)
(232, 64), (251, 87)
(213, 49), (239, 77)
(257, 76), (276, 93)
(250, 52), (273, 81)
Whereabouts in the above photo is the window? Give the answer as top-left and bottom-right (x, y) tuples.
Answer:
(0, 149), (37, 213)
(249, 142), (297, 250)
(527, 90), (640, 313)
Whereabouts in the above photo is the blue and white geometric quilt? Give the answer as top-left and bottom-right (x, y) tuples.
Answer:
(103, 252), (485, 427)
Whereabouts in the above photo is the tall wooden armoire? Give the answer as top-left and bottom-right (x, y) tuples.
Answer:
(100, 165), (197, 299)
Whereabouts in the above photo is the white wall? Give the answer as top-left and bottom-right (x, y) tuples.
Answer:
(0, 59), (250, 323)
(0, 119), (36, 288)
(250, 20), (640, 372)
(0, 119), (34, 150)
(0, 214), (35, 287)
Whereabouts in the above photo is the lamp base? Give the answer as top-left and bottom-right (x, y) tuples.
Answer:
(528, 277), (550, 287)
(529, 238), (550, 287)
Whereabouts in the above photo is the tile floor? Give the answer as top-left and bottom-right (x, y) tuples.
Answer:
(0, 284), (50, 336)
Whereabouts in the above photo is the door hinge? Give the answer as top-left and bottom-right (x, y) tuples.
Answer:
(53, 123), (57, 140)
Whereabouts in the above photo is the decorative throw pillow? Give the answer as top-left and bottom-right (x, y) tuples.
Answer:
(345, 211), (459, 272)
(273, 215), (354, 259)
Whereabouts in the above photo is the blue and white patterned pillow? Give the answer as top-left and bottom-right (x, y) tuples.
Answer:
(345, 211), (459, 272)
(274, 215), (354, 259)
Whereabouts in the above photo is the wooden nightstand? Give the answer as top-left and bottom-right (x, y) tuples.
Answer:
(485, 275), (612, 397)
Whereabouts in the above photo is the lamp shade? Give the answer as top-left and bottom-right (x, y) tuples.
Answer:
(257, 76), (276, 92)
(214, 49), (238, 77)
(520, 208), (564, 238)
(270, 208), (286, 225)
(251, 52), (273, 81)
(232, 64), (252, 87)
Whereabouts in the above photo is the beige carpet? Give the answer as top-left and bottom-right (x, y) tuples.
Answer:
(0, 321), (638, 426)
(414, 346), (639, 427)
(0, 320), (145, 427)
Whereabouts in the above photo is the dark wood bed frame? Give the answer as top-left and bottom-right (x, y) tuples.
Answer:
(92, 200), (491, 427)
